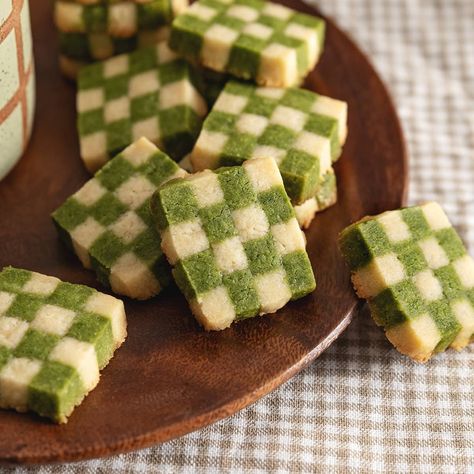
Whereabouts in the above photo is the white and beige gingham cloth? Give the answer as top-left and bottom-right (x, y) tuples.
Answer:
(7, 0), (474, 472)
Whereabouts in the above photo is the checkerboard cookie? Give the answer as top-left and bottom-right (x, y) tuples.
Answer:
(0, 267), (127, 423)
(77, 42), (207, 172)
(55, 0), (187, 37)
(169, 0), (325, 87)
(339, 202), (474, 362)
(190, 81), (347, 205)
(151, 156), (316, 330)
(59, 27), (170, 62)
(53, 137), (186, 300)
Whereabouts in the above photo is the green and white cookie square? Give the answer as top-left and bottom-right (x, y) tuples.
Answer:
(53, 137), (186, 300)
(170, 0), (325, 87)
(0, 267), (126, 423)
(339, 202), (474, 362)
(152, 156), (316, 330)
(190, 80), (346, 205)
(77, 41), (207, 173)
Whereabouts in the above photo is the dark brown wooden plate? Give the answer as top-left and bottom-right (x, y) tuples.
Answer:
(0, 0), (407, 465)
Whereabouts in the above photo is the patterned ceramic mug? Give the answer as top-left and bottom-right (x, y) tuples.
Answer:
(0, 0), (35, 180)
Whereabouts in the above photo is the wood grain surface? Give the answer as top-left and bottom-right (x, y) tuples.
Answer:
(0, 0), (407, 464)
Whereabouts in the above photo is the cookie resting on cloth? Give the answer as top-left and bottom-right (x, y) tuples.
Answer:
(151, 156), (316, 331)
(339, 202), (474, 362)
(0, 267), (126, 423)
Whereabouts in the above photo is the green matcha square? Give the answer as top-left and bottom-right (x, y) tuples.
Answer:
(67, 313), (114, 368)
(369, 280), (426, 328)
(199, 202), (236, 244)
(97, 156), (136, 191)
(204, 111), (237, 134)
(244, 95), (277, 118)
(107, 120), (133, 157)
(227, 35), (264, 79)
(154, 181), (199, 229)
(51, 199), (89, 232)
(434, 265), (464, 299)
(78, 62), (103, 89)
(281, 88), (315, 113)
(28, 362), (85, 422)
(223, 270), (260, 319)
(217, 166), (256, 210)
(436, 228), (466, 261)
(173, 250), (223, 299)
(258, 187), (294, 226)
(428, 300), (462, 352)
(78, 109), (104, 136)
(131, 93), (159, 121)
(221, 134), (257, 166)
(49, 282), (95, 310)
(282, 251), (316, 299)
(7, 294), (45, 323)
(244, 235), (280, 275)
(279, 150), (320, 203)
(105, 75), (129, 101)
(258, 124), (295, 150)
(339, 219), (392, 271)
(14, 330), (60, 361)
(90, 194), (128, 227)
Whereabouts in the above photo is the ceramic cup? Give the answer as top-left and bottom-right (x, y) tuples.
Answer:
(0, 0), (35, 180)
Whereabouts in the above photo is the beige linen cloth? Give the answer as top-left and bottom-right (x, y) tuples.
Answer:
(7, 0), (473, 472)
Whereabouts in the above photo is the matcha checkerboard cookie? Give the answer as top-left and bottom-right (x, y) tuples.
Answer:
(151, 156), (316, 331)
(169, 0), (325, 87)
(53, 137), (186, 300)
(339, 202), (474, 362)
(0, 267), (127, 423)
(76, 41), (207, 172)
(190, 80), (347, 205)
(55, 0), (187, 37)
(59, 27), (170, 62)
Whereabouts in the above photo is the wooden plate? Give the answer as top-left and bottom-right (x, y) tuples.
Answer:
(0, 0), (407, 464)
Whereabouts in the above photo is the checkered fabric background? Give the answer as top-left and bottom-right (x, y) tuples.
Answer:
(7, 0), (474, 472)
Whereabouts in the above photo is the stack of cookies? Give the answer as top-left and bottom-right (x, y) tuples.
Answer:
(55, 0), (189, 79)
(50, 0), (344, 322)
